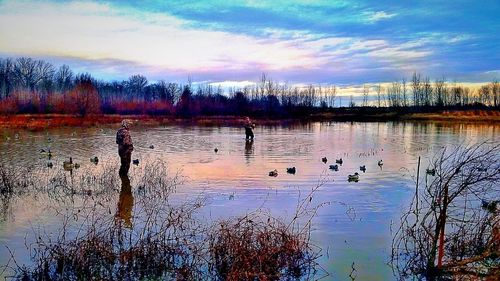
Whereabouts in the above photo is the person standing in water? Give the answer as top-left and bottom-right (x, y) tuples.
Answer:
(116, 120), (134, 176)
(244, 117), (255, 140)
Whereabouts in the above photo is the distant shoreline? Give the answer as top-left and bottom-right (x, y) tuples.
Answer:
(0, 109), (499, 130)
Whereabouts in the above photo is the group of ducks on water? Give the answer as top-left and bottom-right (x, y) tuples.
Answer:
(268, 157), (385, 182)
(40, 143), (160, 170)
(40, 148), (101, 170)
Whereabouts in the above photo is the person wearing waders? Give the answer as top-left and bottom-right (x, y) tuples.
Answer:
(244, 117), (255, 140)
(116, 120), (134, 176)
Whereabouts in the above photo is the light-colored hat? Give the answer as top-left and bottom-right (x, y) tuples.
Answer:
(121, 120), (130, 129)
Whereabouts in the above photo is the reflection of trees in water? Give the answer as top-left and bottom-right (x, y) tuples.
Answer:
(392, 142), (500, 280)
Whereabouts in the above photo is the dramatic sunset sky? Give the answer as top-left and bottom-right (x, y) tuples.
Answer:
(1, 0), (499, 86)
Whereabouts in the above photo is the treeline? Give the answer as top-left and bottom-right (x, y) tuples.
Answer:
(0, 57), (498, 117)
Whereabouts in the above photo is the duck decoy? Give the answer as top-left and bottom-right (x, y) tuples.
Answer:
(378, 160), (383, 166)
(90, 156), (99, 164)
(40, 149), (52, 158)
(322, 157), (328, 163)
(336, 158), (343, 165)
(481, 200), (498, 213)
(360, 165), (366, 172)
(149, 145), (155, 149)
(348, 172), (360, 182)
(286, 167), (296, 174)
(63, 157), (74, 170)
(268, 169), (278, 177)
(426, 168), (436, 176)
(133, 159), (139, 165)
(329, 164), (338, 171)
(214, 148), (219, 153)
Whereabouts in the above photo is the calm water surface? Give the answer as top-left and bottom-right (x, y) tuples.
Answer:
(0, 121), (498, 280)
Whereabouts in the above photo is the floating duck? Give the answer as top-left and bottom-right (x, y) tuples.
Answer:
(214, 148), (219, 153)
(378, 160), (383, 166)
(286, 167), (296, 174)
(132, 159), (139, 165)
(90, 156), (99, 164)
(426, 168), (436, 176)
(268, 169), (278, 177)
(47, 162), (53, 168)
(74, 163), (80, 169)
(329, 164), (339, 171)
(322, 157), (328, 163)
(229, 193), (235, 200)
(477, 167), (487, 172)
(149, 145), (155, 149)
(360, 165), (366, 172)
(348, 172), (360, 182)
(336, 158), (343, 165)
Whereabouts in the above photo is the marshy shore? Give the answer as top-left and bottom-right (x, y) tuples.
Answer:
(1, 108), (499, 131)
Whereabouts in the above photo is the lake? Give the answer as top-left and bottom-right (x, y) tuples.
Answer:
(0, 121), (498, 280)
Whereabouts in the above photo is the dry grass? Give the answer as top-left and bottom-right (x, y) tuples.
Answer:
(0, 160), (322, 280)
(0, 114), (294, 130)
(209, 213), (317, 280)
(405, 110), (500, 121)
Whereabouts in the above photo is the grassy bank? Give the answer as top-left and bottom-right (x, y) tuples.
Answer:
(0, 109), (499, 130)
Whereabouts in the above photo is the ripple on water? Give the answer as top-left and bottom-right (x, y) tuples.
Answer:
(0, 121), (498, 280)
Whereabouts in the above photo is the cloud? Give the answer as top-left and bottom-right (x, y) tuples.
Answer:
(364, 11), (397, 23)
(0, 1), (326, 73)
(0, 0), (497, 84)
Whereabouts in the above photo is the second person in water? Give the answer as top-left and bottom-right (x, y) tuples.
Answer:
(244, 117), (255, 140)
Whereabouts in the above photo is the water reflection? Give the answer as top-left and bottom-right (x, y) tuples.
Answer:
(244, 139), (254, 164)
(0, 121), (499, 280)
(116, 174), (134, 228)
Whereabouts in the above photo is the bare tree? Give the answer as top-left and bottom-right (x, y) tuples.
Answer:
(478, 85), (491, 106)
(376, 84), (382, 107)
(402, 78), (408, 107)
(423, 77), (432, 106)
(491, 81), (499, 108)
(388, 82), (402, 107)
(392, 142), (500, 280)
(127, 74), (148, 99)
(411, 72), (422, 107)
(434, 78), (446, 107)
(0, 58), (14, 98)
(55, 65), (73, 93)
(362, 84), (369, 107)
(70, 76), (100, 116)
(327, 85), (337, 108)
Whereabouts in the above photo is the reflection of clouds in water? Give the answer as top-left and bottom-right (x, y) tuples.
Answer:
(0, 122), (499, 279)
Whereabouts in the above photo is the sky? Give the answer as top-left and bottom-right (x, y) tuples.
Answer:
(0, 0), (499, 87)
